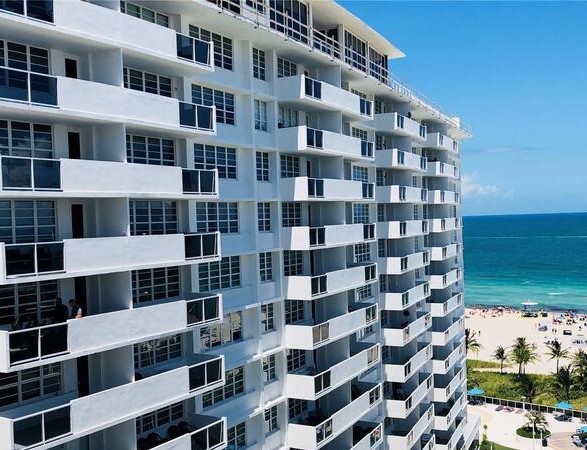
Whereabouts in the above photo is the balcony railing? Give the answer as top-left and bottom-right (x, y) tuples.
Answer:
(362, 182), (374, 199)
(1, 156), (60, 191)
(0, 67), (57, 106)
(359, 98), (372, 116)
(304, 76), (322, 99)
(307, 127), (324, 148)
(184, 233), (219, 260)
(5, 241), (64, 277)
(0, 0), (53, 23)
(361, 140), (374, 158)
(148, 416), (226, 450)
(311, 275), (327, 296)
(178, 103), (215, 131)
(182, 169), (217, 195)
(8, 322), (68, 366)
(176, 33), (212, 66)
(13, 403), (71, 449)
(308, 178), (324, 197)
(186, 295), (222, 327)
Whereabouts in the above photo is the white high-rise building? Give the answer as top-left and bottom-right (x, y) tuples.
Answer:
(0, 1), (480, 450)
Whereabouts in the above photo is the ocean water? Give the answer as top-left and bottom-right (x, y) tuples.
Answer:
(463, 212), (587, 312)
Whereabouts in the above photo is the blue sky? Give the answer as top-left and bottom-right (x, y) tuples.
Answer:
(340, 1), (587, 216)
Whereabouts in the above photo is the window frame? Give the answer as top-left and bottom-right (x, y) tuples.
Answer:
(194, 144), (237, 179)
(198, 256), (241, 292)
(259, 252), (273, 283)
(252, 48), (266, 81)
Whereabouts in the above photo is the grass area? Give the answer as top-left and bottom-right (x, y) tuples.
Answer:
(468, 369), (587, 410)
(468, 359), (510, 370)
(480, 440), (516, 450)
(516, 427), (550, 438)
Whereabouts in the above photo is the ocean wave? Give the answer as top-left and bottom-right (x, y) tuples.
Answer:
(547, 292), (569, 296)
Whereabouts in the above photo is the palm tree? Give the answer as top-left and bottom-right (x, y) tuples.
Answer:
(523, 410), (548, 434)
(573, 349), (587, 390)
(552, 365), (576, 402)
(519, 376), (539, 404)
(465, 328), (482, 355)
(546, 340), (570, 374)
(510, 337), (539, 376)
(492, 345), (508, 374)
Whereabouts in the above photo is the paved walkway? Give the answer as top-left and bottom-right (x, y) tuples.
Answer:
(468, 404), (577, 450)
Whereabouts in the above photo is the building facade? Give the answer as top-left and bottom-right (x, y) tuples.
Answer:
(0, 1), (479, 450)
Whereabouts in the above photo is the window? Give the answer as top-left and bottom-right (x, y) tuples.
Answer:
(199, 256), (241, 292)
(123, 67), (172, 97)
(278, 106), (299, 128)
(120, 1), (169, 27)
(227, 422), (246, 450)
(352, 166), (369, 182)
(203, 366), (244, 407)
(0, 363), (61, 408)
(376, 169), (387, 186)
(344, 30), (367, 71)
(283, 251), (302, 276)
(378, 240), (386, 258)
(288, 398), (308, 419)
(264, 405), (279, 434)
(0, 201), (56, 244)
(256, 152), (270, 181)
(0, 281), (58, 326)
(0, 40), (49, 74)
(134, 335), (182, 370)
(200, 311), (243, 349)
(192, 85), (235, 125)
(277, 57), (297, 78)
(356, 285), (372, 301)
(261, 303), (275, 332)
(129, 200), (177, 235)
(351, 127), (368, 141)
(377, 204), (385, 222)
(413, 205), (419, 220)
(286, 349), (306, 371)
(189, 26), (233, 70)
(252, 48), (266, 80)
(353, 204), (370, 224)
(126, 135), (174, 166)
(131, 267), (180, 304)
(194, 144), (237, 179)
(196, 202), (239, 233)
(282, 203), (301, 227)
(280, 155), (300, 178)
(375, 134), (387, 150)
(246, 0), (265, 12)
(257, 202), (271, 232)
(136, 403), (183, 436)
(285, 299), (304, 324)
(354, 243), (371, 263)
(254, 100), (268, 131)
(263, 354), (276, 382)
(0, 120), (53, 158)
(259, 252), (273, 282)
(270, 0), (309, 43)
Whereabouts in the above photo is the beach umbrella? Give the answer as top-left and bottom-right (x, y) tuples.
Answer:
(555, 401), (573, 410)
(468, 387), (484, 396)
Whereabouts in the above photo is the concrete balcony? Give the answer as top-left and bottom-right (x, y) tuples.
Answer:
(378, 251), (429, 275)
(385, 374), (433, 419)
(462, 414), (481, 450)
(433, 343), (465, 375)
(375, 149), (427, 172)
(432, 318), (464, 347)
(284, 264), (377, 300)
(0, 232), (220, 284)
(384, 344), (432, 383)
(285, 343), (380, 400)
(381, 282), (430, 311)
(280, 177), (374, 202)
(0, 294), (221, 372)
(276, 75), (372, 119)
(429, 292), (463, 317)
(385, 404), (434, 450)
(429, 269), (462, 290)
(429, 244), (461, 262)
(376, 220), (428, 239)
(277, 126), (373, 161)
(434, 368), (465, 403)
(421, 434), (436, 450)
(287, 382), (382, 449)
(149, 415), (227, 450)
(284, 304), (377, 350)
(427, 161), (459, 179)
(0, 0), (214, 72)
(0, 156), (218, 199)
(425, 133), (458, 154)
(0, 354), (224, 450)
(382, 312), (431, 347)
(350, 422), (384, 450)
(435, 417), (465, 450)
(374, 113), (427, 141)
(282, 223), (375, 250)
(376, 186), (427, 204)
(435, 392), (466, 431)
(428, 218), (460, 233)
(428, 190), (460, 205)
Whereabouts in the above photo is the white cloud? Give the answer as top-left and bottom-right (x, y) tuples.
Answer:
(461, 172), (500, 198)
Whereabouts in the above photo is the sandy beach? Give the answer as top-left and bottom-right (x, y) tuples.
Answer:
(466, 306), (587, 374)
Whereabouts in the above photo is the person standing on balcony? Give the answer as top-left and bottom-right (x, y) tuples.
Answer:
(69, 299), (83, 319)
(54, 298), (69, 323)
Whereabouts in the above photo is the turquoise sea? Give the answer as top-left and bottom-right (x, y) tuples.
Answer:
(463, 212), (587, 312)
